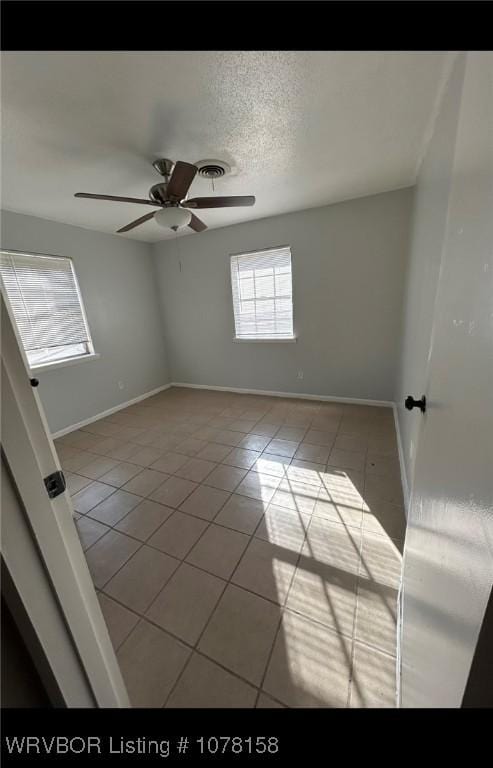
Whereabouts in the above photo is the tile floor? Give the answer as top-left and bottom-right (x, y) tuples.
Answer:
(56, 386), (405, 708)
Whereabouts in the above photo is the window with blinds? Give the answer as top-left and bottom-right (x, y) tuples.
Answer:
(0, 250), (94, 369)
(230, 245), (294, 340)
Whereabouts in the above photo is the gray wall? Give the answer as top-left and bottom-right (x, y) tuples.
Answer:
(153, 189), (413, 402)
(395, 56), (465, 496)
(1, 211), (169, 433)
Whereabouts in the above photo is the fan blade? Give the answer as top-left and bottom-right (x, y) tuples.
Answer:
(117, 211), (156, 233)
(188, 213), (207, 233)
(182, 196), (255, 209)
(166, 161), (197, 201)
(75, 193), (160, 206)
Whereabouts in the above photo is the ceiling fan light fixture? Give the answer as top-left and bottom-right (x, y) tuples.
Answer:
(154, 207), (192, 231)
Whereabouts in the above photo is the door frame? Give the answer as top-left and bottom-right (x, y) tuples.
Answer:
(1, 292), (129, 707)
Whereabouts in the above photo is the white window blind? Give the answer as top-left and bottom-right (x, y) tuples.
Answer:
(230, 245), (294, 340)
(0, 250), (94, 368)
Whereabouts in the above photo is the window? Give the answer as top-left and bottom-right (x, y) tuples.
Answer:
(0, 250), (95, 370)
(230, 245), (294, 340)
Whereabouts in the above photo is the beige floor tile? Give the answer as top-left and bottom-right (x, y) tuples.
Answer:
(285, 459), (325, 486)
(286, 555), (358, 636)
(117, 620), (190, 707)
(232, 538), (299, 604)
(106, 442), (142, 462)
(65, 472), (92, 496)
(193, 427), (221, 442)
(87, 489), (142, 526)
(236, 471), (281, 504)
(263, 610), (351, 707)
(146, 563), (225, 644)
(238, 434), (271, 452)
(62, 450), (97, 473)
(186, 524), (249, 579)
(115, 499), (174, 541)
(126, 446), (163, 467)
(78, 455), (120, 480)
(198, 584), (281, 686)
(99, 461), (143, 488)
(359, 532), (403, 589)
(229, 419), (259, 434)
(365, 453), (400, 477)
(72, 389), (402, 709)
(256, 692), (285, 708)
(166, 653), (257, 708)
(148, 511), (208, 559)
(75, 516), (110, 550)
(350, 643), (396, 708)
(294, 443), (331, 464)
(72, 481), (116, 514)
(248, 423), (278, 437)
(355, 583), (398, 656)
(86, 437), (121, 456)
(179, 484), (230, 521)
(175, 457), (217, 483)
(98, 593), (139, 650)
(85, 530), (140, 588)
(150, 452), (189, 474)
(303, 516), (362, 576)
(361, 499), (406, 540)
(175, 437), (208, 456)
(222, 447), (261, 470)
(214, 493), (266, 535)
(265, 438), (299, 458)
(213, 430), (243, 447)
(334, 434), (368, 453)
(367, 434), (398, 457)
(104, 545), (179, 614)
(121, 468), (170, 497)
(312, 497), (363, 529)
(304, 429), (337, 447)
(328, 448), (366, 472)
(270, 479), (319, 516)
(275, 426), (307, 442)
(320, 469), (365, 509)
(67, 431), (105, 451)
(251, 454), (290, 479)
(196, 442), (232, 462)
(150, 476), (198, 508)
(364, 473), (404, 505)
(203, 465), (247, 492)
(255, 504), (309, 551)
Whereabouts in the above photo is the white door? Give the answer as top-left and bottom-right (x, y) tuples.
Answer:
(400, 53), (493, 707)
(1, 291), (129, 707)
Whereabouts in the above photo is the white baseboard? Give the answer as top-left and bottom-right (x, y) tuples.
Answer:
(52, 383), (172, 438)
(393, 403), (410, 515)
(170, 381), (394, 408)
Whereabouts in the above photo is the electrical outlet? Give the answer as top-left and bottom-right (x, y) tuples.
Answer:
(297, 370), (304, 380)
(118, 381), (125, 390)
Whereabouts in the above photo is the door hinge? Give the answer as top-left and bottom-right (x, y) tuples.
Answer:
(44, 470), (66, 499)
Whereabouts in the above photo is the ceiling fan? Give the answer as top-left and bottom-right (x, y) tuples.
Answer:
(74, 158), (255, 234)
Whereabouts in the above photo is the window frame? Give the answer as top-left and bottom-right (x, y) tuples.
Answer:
(0, 248), (99, 374)
(229, 244), (297, 343)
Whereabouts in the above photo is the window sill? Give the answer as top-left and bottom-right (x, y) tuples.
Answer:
(29, 353), (100, 374)
(233, 337), (297, 343)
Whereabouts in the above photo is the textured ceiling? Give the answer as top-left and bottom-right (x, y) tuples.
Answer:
(1, 52), (450, 242)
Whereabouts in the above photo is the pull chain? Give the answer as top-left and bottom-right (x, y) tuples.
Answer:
(174, 230), (182, 272)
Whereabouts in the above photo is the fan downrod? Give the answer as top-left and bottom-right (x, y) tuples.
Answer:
(152, 158), (175, 178)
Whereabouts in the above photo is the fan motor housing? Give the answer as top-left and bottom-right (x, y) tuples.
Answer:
(149, 183), (170, 204)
